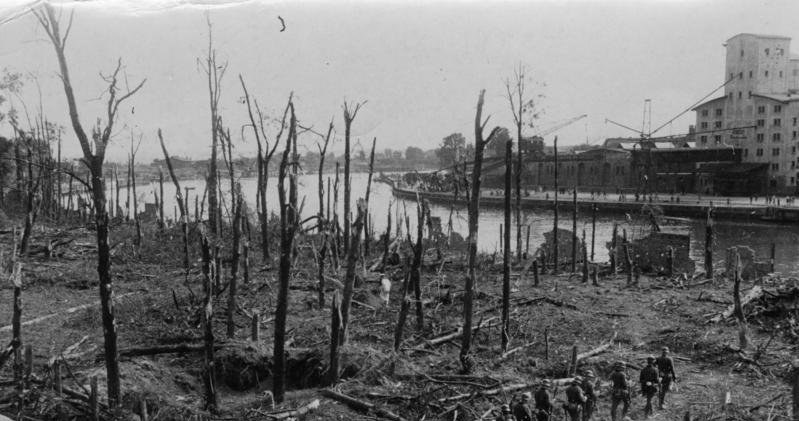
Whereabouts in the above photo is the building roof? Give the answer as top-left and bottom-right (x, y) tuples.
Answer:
(726, 33), (791, 42)
(691, 96), (726, 111)
(752, 92), (799, 103)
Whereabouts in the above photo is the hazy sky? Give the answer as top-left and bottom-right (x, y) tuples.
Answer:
(1, 0), (799, 164)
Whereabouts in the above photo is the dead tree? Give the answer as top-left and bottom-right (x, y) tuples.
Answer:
(158, 169), (165, 229)
(731, 248), (747, 349)
(315, 121), (333, 307)
(201, 16), (225, 239)
(198, 224), (217, 412)
(408, 197), (428, 331)
(553, 136), (559, 274)
(364, 137), (377, 257)
(705, 209), (714, 279)
(502, 138), (512, 352)
(273, 99), (298, 404)
(342, 101), (365, 256)
(129, 132), (142, 247)
(34, 4), (145, 407)
(227, 185), (243, 339)
(158, 130), (189, 279)
(328, 291), (342, 385)
(238, 75), (287, 261)
(340, 200), (367, 345)
(393, 262), (411, 351)
(571, 188), (577, 272)
(460, 90), (502, 373)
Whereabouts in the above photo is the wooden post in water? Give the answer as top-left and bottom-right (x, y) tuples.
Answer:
(590, 203), (596, 261)
(705, 210), (714, 279)
(553, 136), (559, 274)
(571, 188), (577, 273)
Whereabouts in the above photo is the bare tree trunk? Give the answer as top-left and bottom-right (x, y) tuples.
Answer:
(460, 90), (501, 373)
(364, 137), (377, 257)
(158, 169), (165, 229)
(382, 202), (392, 268)
(553, 136), (559, 274)
(198, 225), (217, 412)
(571, 188), (577, 272)
(502, 139), (512, 352)
(340, 201), (367, 345)
(342, 101), (364, 257)
(227, 187), (243, 339)
(130, 136), (141, 247)
(393, 263), (411, 351)
(410, 198), (427, 331)
(273, 100), (297, 404)
(316, 122), (333, 307)
(328, 291), (342, 385)
(705, 211), (713, 279)
(610, 223), (618, 273)
(332, 162), (341, 269)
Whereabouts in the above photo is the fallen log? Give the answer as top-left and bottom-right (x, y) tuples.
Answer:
(575, 332), (617, 362)
(265, 399), (321, 420)
(0, 292), (140, 333)
(709, 286), (763, 323)
(438, 377), (574, 403)
(499, 341), (535, 361)
(423, 317), (497, 348)
(319, 389), (407, 421)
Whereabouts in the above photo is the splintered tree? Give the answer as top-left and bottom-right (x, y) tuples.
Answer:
(238, 75), (288, 261)
(342, 101), (365, 256)
(34, 4), (146, 407)
(502, 138), (512, 352)
(460, 90), (501, 373)
(364, 137), (377, 257)
(273, 98), (298, 403)
(316, 121), (334, 307)
(201, 15), (225, 248)
(157, 130), (189, 279)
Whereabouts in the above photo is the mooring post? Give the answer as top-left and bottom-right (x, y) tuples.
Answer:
(590, 202), (596, 261)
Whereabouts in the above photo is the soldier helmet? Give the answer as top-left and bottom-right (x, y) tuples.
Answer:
(571, 377), (582, 385)
(541, 379), (552, 388)
(614, 361), (625, 369)
(583, 369), (596, 378)
(647, 355), (656, 363)
(661, 346), (670, 353)
(521, 392), (532, 401)
(501, 404), (511, 413)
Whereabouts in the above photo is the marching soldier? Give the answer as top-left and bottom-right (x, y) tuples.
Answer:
(534, 379), (554, 421)
(495, 404), (516, 421)
(513, 392), (535, 421)
(609, 361), (630, 421)
(580, 370), (598, 421)
(563, 377), (586, 421)
(656, 346), (677, 409)
(639, 356), (660, 417)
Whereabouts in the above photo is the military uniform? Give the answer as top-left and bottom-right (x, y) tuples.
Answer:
(534, 382), (553, 421)
(580, 371), (598, 421)
(564, 380), (587, 421)
(513, 393), (534, 421)
(640, 357), (660, 417)
(656, 348), (677, 409)
(610, 363), (630, 421)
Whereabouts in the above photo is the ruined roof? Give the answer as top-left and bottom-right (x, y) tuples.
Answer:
(691, 96), (726, 111)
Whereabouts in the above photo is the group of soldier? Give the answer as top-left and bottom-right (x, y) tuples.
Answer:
(495, 347), (677, 421)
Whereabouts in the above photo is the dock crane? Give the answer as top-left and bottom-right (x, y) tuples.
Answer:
(532, 114), (588, 138)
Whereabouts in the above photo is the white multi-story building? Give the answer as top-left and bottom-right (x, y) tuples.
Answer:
(694, 33), (799, 193)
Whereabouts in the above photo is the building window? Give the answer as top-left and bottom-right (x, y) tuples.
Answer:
(700, 122), (708, 129)
(793, 146), (797, 154)
(773, 133), (782, 141)
(792, 176), (795, 184)
(773, 148), (781, 156)
(766, 48), (770, 56)
(774, 118), (782, 127)
(757, 133), (765, 142)
(744, 149), (749, 157)
(794, 131), (797, 139)
(757, 119), (765, 127)
(739, 72), (743, 79)
(701, 109), (708, 117)
(794, 117), (797, 126)
(748, 91), (752, 98)
(772, 163), (779, 171)
(794, 69), (799, 76)
(700, 135), (707, 144)
(730, 72), (734, 80)
(756, 148), (763, 156)
(738, 91), (742, 99)
(714, 121), (722, 128)
(775, 105), (782, 113)
(758, 106), (766, 114)
(750, 70), (753, 78)
(780, 70), (784, 78)
(741, 49), (744, 57)
(766, 70), (770, 77)
(714, 135), (722, 144)
(715, 108), (723, 116)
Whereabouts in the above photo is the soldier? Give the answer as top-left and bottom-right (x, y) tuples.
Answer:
(580, 370), (598, 421)
(495, 404), (516, 421)
(534, 379), (554, 421)
(513, 392), (535, 421)
(563, 377), (586, 421)
(639, 356), (660, 417)
(656, 346), (677, 409)
(609, 361), (630, 421)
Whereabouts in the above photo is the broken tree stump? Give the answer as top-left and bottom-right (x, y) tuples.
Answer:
(320, 389), (407, 421)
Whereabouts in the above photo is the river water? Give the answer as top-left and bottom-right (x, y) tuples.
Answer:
(128, 173), (799, 276)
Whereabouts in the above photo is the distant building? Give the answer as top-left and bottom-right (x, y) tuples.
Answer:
(693, 33), (799, 193)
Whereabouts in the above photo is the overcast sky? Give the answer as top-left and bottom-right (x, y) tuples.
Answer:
(1, 0), (799, 164)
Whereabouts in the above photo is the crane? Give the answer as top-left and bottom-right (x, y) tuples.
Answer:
(532, 114), (588, 138)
